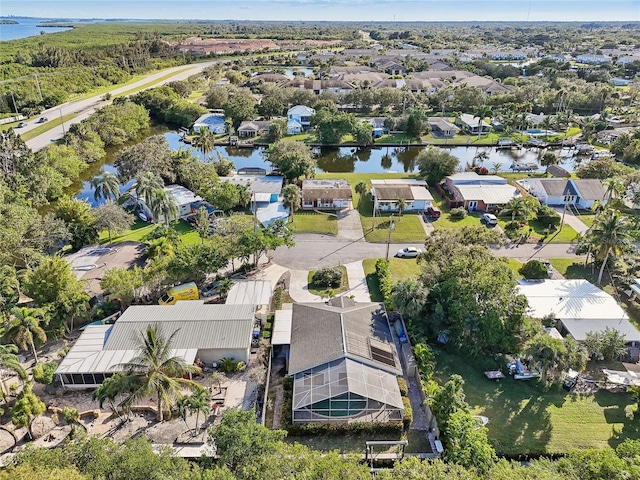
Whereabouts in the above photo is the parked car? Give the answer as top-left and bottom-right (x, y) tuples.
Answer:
(396, 247), (422, 258)
(36, 117), (48, 123)
(16, 122), (27, 128)
(481, 213), (498, 226)
(202, 278), (233, 297)
(425, 206), (441, 220)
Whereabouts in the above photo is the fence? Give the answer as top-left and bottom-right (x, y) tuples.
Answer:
(433, 183), (464, 209)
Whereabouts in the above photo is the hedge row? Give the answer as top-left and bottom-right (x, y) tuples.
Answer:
(375, 259), (393, 309)
(287, 421), (404, 437)
(397, 377), (409, 397)
(402, 397), (413, 430)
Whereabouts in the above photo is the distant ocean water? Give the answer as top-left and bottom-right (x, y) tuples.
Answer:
(0, 17), (77, 41)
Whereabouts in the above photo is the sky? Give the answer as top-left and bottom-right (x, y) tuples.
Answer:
(2, 0), (640, 22)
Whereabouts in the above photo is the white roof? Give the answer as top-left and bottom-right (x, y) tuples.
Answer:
(226, 281), (273, 306)
(193, 113), (225, 127)
(130, 184), (201, 208)
(287, 105), (315, 116)
(517, 279), (628, 321)
(446, 172), (507, 184)
(560, 318), (640, 342)
(370, 179), (427, 186)
(454, 184), (520, 204)
(409, 185), (434, 201)
(272, 309), (293, 345)
(226, 175), (284, 195)
(458, 113), (491, 128)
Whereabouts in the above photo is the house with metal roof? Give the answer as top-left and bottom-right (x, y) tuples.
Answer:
(129, 184), (202, 223)
(456, 113), (492, 134)
(444, 172), (517, 212)
(517, 279), (640, 346)
(301, 179), (352, 210)
(56, 302), (256, 389)
(370, 179), (433, 213)
(288, 297), (404, 424)
(192, 113), (227, 134)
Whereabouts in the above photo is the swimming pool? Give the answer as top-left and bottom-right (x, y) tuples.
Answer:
(527, 128), (556, 136)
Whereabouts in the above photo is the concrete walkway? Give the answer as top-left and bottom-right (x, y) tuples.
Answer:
(492, 241), (584, 261)
(552, 207), (590, 236)
(287, 269), (322, 303)
(342, 261), (372, 302)
(418, 214), (435, 237)
(337, 207), (365, 241)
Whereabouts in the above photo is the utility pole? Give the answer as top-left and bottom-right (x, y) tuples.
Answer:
(59, 107), (66, 139)
(33, 74), (43, 102)
(9, 91), (18, 115)
(385, 214), (395, 261)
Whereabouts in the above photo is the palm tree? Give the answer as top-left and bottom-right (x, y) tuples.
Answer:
(602, 177), (624, 205)
(209, 371), (226, 394)
(500, 196), (534, 222)
(396, 198), (407, 216)
(185, 387), (210, 433)
(149, 188), (179, 225)
(473, 105), (492, 140)
(7, 307), (47, 364)
(192, 127), (216, 159)
(355, 181), (368, 209)
(282, 184), (301, 222)
(540, 115), (554, 140)
(146, 237), (175, 261)
(90, 171), (121, 204)
(116, 324), (199, 422)
(135, 172), (165, 214)
(491, 162), (502, 174)
(473, 151), (489, 167)
(0, 342), (27, 404)
(586, 209), (633, 286)
(524, 334), (566, 384)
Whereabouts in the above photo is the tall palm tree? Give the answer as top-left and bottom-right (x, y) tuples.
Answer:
(586, 209), (633, 286)
(7, 307), (47, 364)
(149, 188), (179, 225)
(500, 196), (534, 222)
(396, 198), (407, 216)
(473, 105), (492, 140)
(146, 237), (175, 261)
(282, 184), (301, 222)
(540, 116), (554, 140)
(90, 171), (121, 204)
(116, 324), (199, 422)
(473, 151), (489, 167)
(0, 342), (27, 404)
(602, 177), (624, 205)
(355, 181), (368, 209)
(135, 172), (165, 214)
(192, 127), (216, 159)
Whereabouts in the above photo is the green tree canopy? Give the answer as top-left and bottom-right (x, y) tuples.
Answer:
(266, 140), (316, 183)
(416, 147), (459, 185)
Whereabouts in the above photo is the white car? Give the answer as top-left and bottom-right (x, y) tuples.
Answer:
(396, 247), (422, 258)
(481, 213), (498, 226)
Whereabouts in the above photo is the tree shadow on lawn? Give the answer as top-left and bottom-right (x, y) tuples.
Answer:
(595, 390), (640, 449)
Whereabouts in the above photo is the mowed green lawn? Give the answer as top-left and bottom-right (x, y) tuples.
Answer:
(363, 257), (421, 302)
(434, 349), (639, 455)
(99, 219), (201, 246)
(290, 211), (338, 235)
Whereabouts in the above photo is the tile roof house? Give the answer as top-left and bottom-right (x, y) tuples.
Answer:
(370, 179), (433, 213)
(301, 179), (352, 210)
(288, 297), (404, 423)
(56, 302), (257, 389)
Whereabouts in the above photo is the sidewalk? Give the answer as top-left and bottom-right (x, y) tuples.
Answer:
(552, 207), (590, 236)
(287, 269), (322, 302)
(342, 261), (371, 302)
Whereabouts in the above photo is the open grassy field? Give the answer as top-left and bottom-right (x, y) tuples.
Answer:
(290, 211), (338, 235)
(434, 348), (640, 455)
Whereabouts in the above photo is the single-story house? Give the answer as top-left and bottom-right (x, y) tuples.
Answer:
(226, 174), (287, 226)
(287, 105), (315, 130)
(129, 184), (202, 223)
(576, 54), (611, 64)
(444, 172), (507, 192)
(610, 78), (632, 87)
(370, 179), (433, 213)
(301, 179), (352, 210)
(56, 302), (257, 389)
(288, 297), (404, 424)
(237, 120), (270, 137)
(529, 178), (606, 209)
(517, 279), (640, 346)
(428, 117), (460, 137)
(192, 113), (227, 134)
(453, 184), (521, 212)
(456, 113), (491, 134)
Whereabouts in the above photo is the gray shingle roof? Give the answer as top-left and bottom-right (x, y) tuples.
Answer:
(571, 179), (606, 201)
(289, 301), (401, 375)
(538, 179), (569, 197)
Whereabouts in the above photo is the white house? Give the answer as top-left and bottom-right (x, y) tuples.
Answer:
(192, 113), (227, 134)
(301, 179), (352, 210)
(370, 179), (433, 213)
(576, 54), (611, 64)
(529, 178), (606, 209)
(287, 105), (315, 131)
(129, 184), (202, 223)
(456, 113), (491, 134)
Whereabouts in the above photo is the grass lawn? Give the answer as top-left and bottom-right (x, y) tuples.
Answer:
(429, 188), (483, 230)
(502, 257), (523, 279)
(374, 133), (420, 145)
(549, 258), (603, 286)
(434, 348), (639, 455)
(497, 217), (580, 244)
(98, 219), (201, 246)
(290, 211), (338, 235)
(15, 113), (77, 141)
(307, 266), (349, 297)
(363, 257), (422, 302)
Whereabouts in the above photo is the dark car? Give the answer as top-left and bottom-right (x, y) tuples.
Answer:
(425, 206), (441, 220)
(37, 116), (48, 123)
(16, 122), (27, 128)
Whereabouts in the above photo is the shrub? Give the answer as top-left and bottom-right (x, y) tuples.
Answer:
(57, 347), (70, 359)
(274, 287), (283, 310)
(536, 205), (561, 228)
(32, 362), (57, 386)
(286, 421), (403, 437)
(62, 406), (80, 425)
(449, 207), (468, 219)
(262, 331), (271, 339)
(402, 397), (413, 430)
(264, 322), (272, 331)
(519, 260), (549, 280)
(312, 267), (343, 288)
(282, 376), (293, 392)
(375, 259), (393, 309)
(397, 377), (409, 396)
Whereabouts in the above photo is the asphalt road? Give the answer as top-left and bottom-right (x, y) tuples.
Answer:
(271, 234), (583, 270)
(22, 61), (222, 152)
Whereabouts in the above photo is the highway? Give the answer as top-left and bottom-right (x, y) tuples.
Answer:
(21, 60), (221, 152)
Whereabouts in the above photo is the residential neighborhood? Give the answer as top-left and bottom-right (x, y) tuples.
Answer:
(2, 13), (640, 479)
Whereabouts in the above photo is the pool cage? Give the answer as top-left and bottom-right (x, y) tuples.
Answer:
(292, 358), (403, 423)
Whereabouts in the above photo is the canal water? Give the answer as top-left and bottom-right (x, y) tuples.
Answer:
(73, 128), (584, 206)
